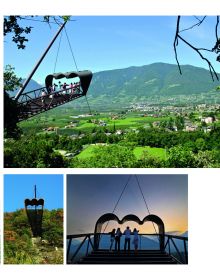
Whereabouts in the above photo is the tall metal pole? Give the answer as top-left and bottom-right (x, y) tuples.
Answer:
(15, 20), (67, 101)
(34, 184), (37, 211)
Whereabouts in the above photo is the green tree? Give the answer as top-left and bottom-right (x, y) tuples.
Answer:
(167, 117), (174, 130)
(4, 92), (22, 139)
(4, 65), (23, 138)
(188, 112), (196, 122)
(4, 16), (70, 49)
(159, 120), (167, 129)
(4, 134), (68, 167)
(4, 16), (32, 49)
(4, 64), (22, 91)
(135, 151), (165, 167)
(71, 145), (136, 168)
(175, 115), (185, 131)
(194, 150), (219, 167)
(195, 138), (206, 152)
(166, 145), (196, 167)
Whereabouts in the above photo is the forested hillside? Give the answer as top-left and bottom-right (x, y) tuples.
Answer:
(88, 63), (220, 102)
(4, 208), (63, 264)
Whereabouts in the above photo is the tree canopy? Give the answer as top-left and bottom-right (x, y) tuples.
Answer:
(4, 208), (63, 264)
(4, 16), (70, 49)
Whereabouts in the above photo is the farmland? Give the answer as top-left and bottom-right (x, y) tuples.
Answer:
(4, 100), (220, 168)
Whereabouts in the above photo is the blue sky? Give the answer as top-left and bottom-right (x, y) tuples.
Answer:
(4, 16), (220, 85)
(4, 174), (63, 212)
(67, 174), (188, 235)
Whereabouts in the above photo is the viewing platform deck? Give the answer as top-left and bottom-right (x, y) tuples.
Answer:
(76, 249), (178, 264)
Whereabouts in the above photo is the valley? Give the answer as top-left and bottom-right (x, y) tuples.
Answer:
(4, 63), (220, 168)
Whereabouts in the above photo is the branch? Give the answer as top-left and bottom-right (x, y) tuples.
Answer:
(197, 48), (213, 52)
(173, 16), (182, 75)
(174, 16), (219, 81)
(178, 34), (219, 81)
(215, 16), (219, 41)
(179, 16), (206, 33)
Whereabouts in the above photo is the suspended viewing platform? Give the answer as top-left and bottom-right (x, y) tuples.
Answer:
(16, 70), (93, 121)
(66, 174), (188, 265)
(67, 213), (188, 265)
(10, 20), (93, 122)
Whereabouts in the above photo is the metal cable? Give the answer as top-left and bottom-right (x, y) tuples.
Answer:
(102, 175), (132, 234)
(53, 30), (63, 73)
(135, 175), (159, 237)
(64, 26), (79, 71)
(85, 96), (92, 115)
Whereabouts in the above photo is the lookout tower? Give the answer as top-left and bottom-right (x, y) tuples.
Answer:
(24, 185), (44, 237)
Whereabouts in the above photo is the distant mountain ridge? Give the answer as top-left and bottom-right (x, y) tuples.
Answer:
(88, 63), (219, 101)
(166, 230), (188, 237)
(10, 63), (219, 107)
(8, 79), (43, 97)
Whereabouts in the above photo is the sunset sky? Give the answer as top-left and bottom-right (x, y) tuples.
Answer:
(67, 174), (188, 235)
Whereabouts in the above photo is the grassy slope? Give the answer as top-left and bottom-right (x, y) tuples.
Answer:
(133, 146), (166, 160)
(76, 145), (100, 159)
(77, 144), (166, 160)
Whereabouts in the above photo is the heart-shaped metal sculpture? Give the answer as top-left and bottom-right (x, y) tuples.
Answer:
(94, 213), (165, 251)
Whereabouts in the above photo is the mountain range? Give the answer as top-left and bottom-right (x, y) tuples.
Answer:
(87, 63), (219, 106)
(11, 63), (220, 107)
(8, 79), (43, 97)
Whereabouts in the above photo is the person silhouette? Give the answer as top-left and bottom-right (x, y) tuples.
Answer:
(124, 226), (131, 251)
(53, 83), (58, 92)
(133, 228), (139, 253)
(115, 228), (122, 251)
(58, 81), (62, 89)
(109, 228), (116, 251)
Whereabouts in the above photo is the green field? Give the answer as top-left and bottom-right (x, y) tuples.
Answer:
(76, 144), (166, 160)
(133, 146), (166, 160)
(76, 145), (102, 159)
(19, 112), (170, 135)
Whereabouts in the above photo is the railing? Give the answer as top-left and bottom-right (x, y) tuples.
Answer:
(164, 234), (188, 264)
(16, 85), (84, 121)
(67, 233), (95, 264)
(67, 233), (188, 264)
(16, 87), (46, 103)
(17, 85), (83, 105)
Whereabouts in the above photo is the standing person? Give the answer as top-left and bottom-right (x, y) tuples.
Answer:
(109, 228), (116, 251)
(48, 85), (53, 94)
(115, 228), (122, 251)
(53, 83), (58, 97)
(133, 228), (139, 254)
(58, 81), (62, 88)
(70, 82), (75, 94)
(41, 89), (47, 107)
(63, 82), (68, 94)
(58, 81), (63, 93)
(53, 83), (58, 92)
(124, 226), (131, 251)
